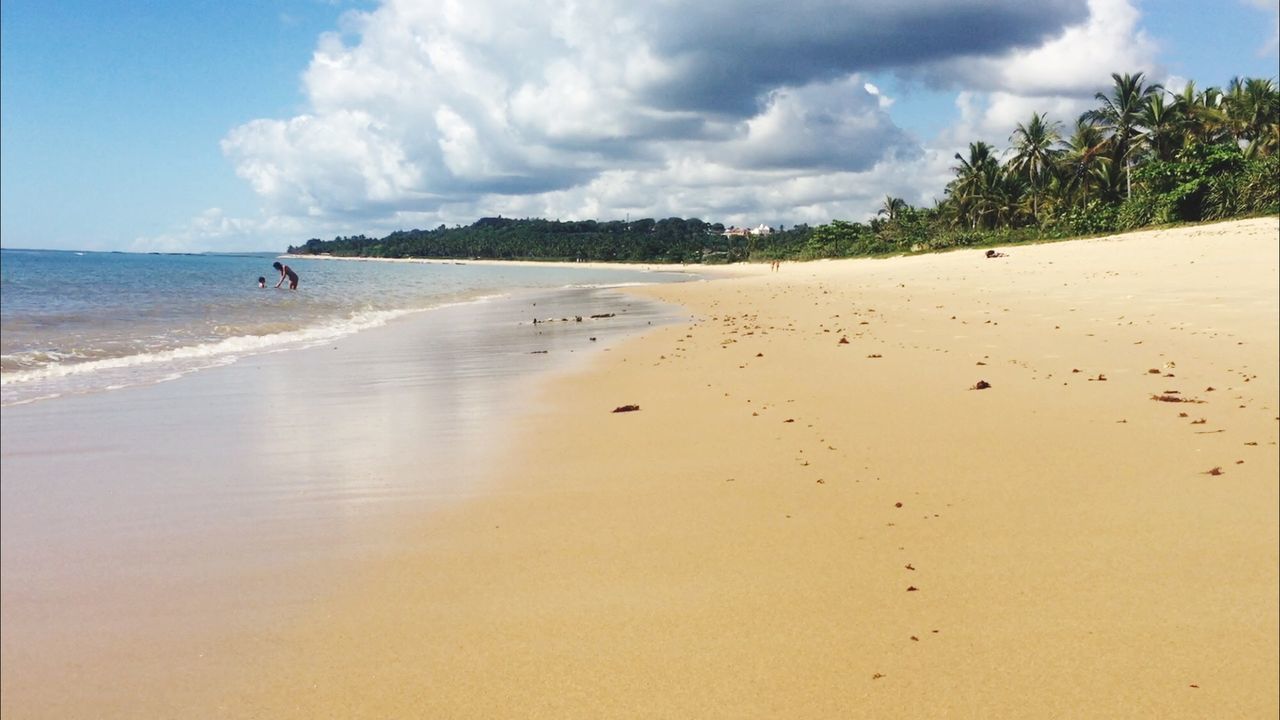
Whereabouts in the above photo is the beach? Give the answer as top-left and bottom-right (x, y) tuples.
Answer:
(3, 218), (1277, 717)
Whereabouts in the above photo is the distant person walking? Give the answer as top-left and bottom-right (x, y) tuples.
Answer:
(272, 261), (299, 290)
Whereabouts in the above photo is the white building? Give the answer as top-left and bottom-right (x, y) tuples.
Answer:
(722, 224), (773, 237)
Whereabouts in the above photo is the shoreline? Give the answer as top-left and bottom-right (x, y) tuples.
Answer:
(248, 217), (1278, 717)
(2, 258), (716, 408)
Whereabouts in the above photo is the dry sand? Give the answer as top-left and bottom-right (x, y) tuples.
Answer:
(222, 217), (1279, 718)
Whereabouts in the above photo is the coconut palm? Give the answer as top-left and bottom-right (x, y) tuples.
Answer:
(1223, 77), (1280, 156)
(1081, 72), (1163, 197)
(1008, 112), (1064, 223)
(990, 172), (1027, 228)
(1140, 93), (1182, 162)
(1175, 81), (1229, 147)
(876, 195), (908, 221)
(1058, 120), (1108, 208)
(948, 142), (1001, 229)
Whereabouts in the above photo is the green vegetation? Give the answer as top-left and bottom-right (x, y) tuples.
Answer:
(290, 72), (1278, 263)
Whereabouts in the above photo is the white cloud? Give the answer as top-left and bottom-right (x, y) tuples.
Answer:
(220, 0), (1122, 245)
(942, 0), (1159, 96)
(918, 0), (1161, 168)
(716, 77), (913, 171)
(864, 82), (895, 109)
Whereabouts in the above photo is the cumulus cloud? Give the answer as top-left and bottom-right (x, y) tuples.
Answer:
(926, 0), (1157, 97)
(222, 0), (1103, 238)
(922, 0), (1160, 153)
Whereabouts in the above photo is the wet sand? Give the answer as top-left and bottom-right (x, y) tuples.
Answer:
(237, 218), (1278, 717)
(0, 286), (683, 718)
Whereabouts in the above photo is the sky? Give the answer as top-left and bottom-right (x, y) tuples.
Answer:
(2, 0), (1277, 252)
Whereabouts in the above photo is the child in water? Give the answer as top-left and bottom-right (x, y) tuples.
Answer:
(258, 276), (266, 288)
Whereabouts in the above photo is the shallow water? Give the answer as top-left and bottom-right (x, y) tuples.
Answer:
(0, 285), (689, 717)
(1, 248), (690, 406)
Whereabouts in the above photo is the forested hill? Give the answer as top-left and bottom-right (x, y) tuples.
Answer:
(288, 217), (754, 263)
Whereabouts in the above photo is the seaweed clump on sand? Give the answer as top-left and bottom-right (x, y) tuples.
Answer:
(1151, 393), (1204, 403)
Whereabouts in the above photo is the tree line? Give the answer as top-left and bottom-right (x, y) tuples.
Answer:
(289, 72), (1278, 263)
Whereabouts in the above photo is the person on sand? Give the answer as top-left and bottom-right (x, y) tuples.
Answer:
(272, 261), (299, 290)
(985, 249), (1007, 259)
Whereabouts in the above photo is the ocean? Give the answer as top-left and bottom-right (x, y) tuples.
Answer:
(0, 248), (693, 406)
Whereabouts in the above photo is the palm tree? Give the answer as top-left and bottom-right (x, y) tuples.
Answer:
(1008, 112), (1064, 223)
(1223, 77), (1280, 156)
(949, 142), (1003, 229)
(991, 172), (1027, 228)
(1058, 120), (1108, 208)
(1081, 72), (1163, 197)
(1175, 81), (1229, 147)
(876, 195), (908, 221)
(1140, 92), (1182, 162)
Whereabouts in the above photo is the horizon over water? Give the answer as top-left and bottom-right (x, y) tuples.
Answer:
(1, 248), (696, 406)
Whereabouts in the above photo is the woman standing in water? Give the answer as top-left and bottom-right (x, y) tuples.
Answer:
(272, 261), (299, 290)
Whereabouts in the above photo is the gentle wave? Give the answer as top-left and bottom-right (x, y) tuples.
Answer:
(2, 248), (685, 407)
(1, 291), (514, 396)
(563, 281), (660, 290)
(1, 308), (412, 387)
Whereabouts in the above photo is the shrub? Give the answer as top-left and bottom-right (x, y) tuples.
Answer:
(1238, 155), (1280, 215)
(1051, 201), (1119, 235)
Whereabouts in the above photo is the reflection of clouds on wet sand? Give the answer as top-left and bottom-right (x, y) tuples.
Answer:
(0, 287), (679, 717)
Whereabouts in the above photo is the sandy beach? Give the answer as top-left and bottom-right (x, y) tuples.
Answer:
(4, 218), (1277, 717)
(228, 217), (1277, 717)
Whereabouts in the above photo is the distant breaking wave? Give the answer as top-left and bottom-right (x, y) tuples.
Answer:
(1, 306), (424, 406)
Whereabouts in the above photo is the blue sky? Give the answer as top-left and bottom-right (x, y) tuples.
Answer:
(2, 0), (1276, 252)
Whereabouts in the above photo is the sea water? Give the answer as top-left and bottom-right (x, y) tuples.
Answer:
(0, 249), (691, 406)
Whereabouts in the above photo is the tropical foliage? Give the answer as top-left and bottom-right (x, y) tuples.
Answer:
(291, 71), (1278, 263)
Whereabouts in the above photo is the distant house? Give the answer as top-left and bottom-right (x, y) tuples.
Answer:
(721, 224), (773, 237)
